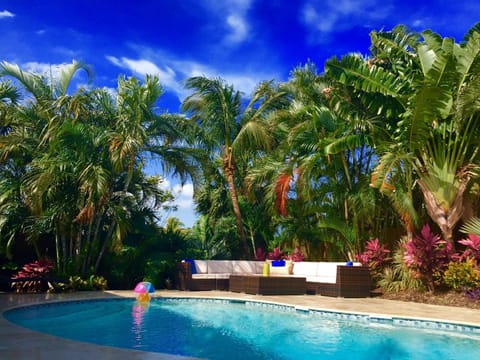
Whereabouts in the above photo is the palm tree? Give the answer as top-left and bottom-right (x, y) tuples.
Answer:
(245, 62), (394, 259)
(182, 76), (287, 259)
(93, 75), (199, 271)
(325, 24), (480, 245)
(0, 62), (199, 274)
(0, 61), (93, 267)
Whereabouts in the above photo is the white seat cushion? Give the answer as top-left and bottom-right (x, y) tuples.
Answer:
(307, 275), (336, 284)
(192, 274), (216, 279)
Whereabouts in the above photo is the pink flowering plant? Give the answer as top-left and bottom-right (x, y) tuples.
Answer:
(255, 247), (267, 261)
(11, 258), (55, 293)
(267, 247), (285, 260)
(286, 247), (305, 262)
(403, 224), (453, 291)
(457, 234), (480, 264)
(256, 246), (305, 262)
(356, 238), (390, 282)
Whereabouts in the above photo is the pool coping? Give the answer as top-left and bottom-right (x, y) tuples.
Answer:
(2, 290), (480, 359)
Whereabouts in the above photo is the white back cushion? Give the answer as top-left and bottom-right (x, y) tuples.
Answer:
(232, 260), (263, 274)
(194, 260), (208, 274)
(207, 260), (233, 274)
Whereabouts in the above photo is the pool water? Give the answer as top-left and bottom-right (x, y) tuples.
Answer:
(4, 298), (480, 359)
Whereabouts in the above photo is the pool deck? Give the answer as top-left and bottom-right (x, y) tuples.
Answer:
(2, 290), (480, 359)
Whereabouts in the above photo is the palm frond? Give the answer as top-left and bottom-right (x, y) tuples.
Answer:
(370, 25), (420, 60)
(0, 80), (21, 104)
(461, 216), (480, 236)
(274, 173), (292, 216)
(55, 60), (94, 97)
(325, 54), (407, 105)
(0, 61), (49, 100)
(324, 134), (372, 155)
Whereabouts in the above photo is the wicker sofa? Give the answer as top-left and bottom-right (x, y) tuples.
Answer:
(175, 259), (371, 298)
(176, 260), (264, 291)
(292, 261), (371, 297)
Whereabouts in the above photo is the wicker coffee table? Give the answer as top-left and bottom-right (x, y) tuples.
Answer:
(229, 274), (306, 295)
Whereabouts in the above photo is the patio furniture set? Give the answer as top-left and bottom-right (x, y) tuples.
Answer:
(175, 260), (371, 298)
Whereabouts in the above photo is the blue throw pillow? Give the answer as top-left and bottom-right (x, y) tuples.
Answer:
(271, 260), (286, 267)
(184, 258), (197, 274)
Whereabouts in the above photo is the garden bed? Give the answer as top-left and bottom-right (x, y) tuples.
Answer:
(378, 289), (480, 310)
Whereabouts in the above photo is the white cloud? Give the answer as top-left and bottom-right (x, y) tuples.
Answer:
(300, 0), (391, 43)
(222, 74), (258, 95)
(172, 183), (194, 209)
(158, 179), (197, 227)
(302, 4), (337, 33)
(107, 56), (164, 76)
(412, 19), (427, 28)
(22, 61), (74, 79)
(169, 58), (261, 95)
(106, 55), (183, 96)
(122, 58), (162, 75)
(225, 14), (248, 44)
(22, 61), (55, 74)
(158, 179), (194, 209)
(0, 10), (14, 18)
(200, 0), (253, 45)
(106, 52), (274, 101)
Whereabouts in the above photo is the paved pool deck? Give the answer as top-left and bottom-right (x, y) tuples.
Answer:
(1, 290), (480, 359)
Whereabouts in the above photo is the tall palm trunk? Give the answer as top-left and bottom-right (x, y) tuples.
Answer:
(223, 150), (249, 259)
(94, 219), (116, 272)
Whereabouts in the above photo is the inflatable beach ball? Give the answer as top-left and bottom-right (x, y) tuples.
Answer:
(134, 281), (155, 302)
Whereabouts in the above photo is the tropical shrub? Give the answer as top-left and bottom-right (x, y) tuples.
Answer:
(88, 275), (108, 290)
(257, 246), (305, 261)
(378, 239), (424, 293)
(55, 275), (108, 292)
(255, 247), (267, 261)
(10, 258), (55, 293)
(356, 238), (391, 282)
(403, 224), (453, 291)
(65, 276), (89, 291)
(444, 259), (480, 291)
(286, 247), (305, 262)
(267, 247), (285, 260)
(457, 234), (480, 263)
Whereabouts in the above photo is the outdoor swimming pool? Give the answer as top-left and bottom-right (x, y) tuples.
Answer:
(4, 297), (480, 359)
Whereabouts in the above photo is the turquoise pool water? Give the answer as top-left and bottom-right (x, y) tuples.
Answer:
(4, 298), (480, 359)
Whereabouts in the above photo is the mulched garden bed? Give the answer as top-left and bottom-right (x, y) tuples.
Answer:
(377, 289), (480, 310)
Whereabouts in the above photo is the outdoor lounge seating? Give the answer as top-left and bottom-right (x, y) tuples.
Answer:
(176, 259), (371, 297)
(176, 260), (264, 291)
(292, 262), (371, 297)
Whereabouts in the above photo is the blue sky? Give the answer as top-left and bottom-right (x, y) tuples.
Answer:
(1, 1), (479, 227)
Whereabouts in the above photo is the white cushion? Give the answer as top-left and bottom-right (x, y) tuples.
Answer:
(192, 274), (216, 279)
(207, 260), (233, 274)
(316, 262), (341, 278)
(194, 260), (208, 274)
(214, 274), (231, 279)
(269, 261), (292, 275)
(232, 260), (263, 274)
(292, 262), (319, 277)
(306, 275), (337, 284)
